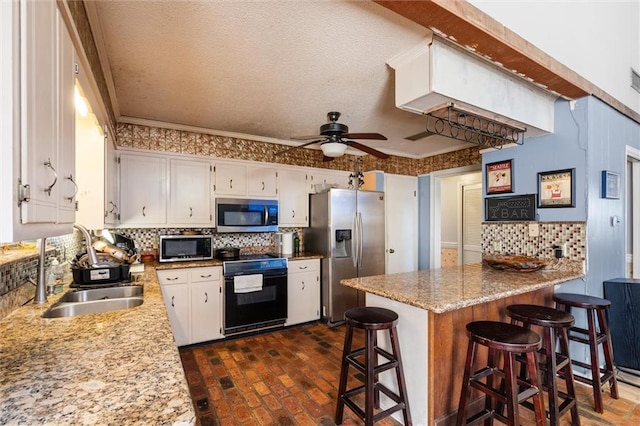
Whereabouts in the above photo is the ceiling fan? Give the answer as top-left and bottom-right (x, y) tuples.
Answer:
(274, 111), (389, 160)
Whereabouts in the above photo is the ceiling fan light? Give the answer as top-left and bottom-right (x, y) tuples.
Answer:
(321, 142), (347, 157)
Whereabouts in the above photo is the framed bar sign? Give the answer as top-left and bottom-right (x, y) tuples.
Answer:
(485, 194), (536, 221)
(486, 159), (513, 194)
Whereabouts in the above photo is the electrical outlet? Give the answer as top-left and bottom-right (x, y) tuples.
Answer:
(528, 223), (539, 237)
(493, 240), (502, 253)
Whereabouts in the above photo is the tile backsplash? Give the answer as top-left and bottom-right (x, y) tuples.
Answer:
(109, 228), (304, 254)
(482, 221), (586, 261)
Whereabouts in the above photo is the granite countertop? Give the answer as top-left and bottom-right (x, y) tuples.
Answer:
(341, 260), (585, 313)
(0, 266), (195, 425)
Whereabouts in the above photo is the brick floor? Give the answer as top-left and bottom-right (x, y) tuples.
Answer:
(180, 322), (640, 425)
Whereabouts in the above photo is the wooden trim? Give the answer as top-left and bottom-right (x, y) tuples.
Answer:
(375, 0), (640, 125)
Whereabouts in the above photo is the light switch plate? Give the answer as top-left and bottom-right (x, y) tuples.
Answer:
(528, 223), (539, 237)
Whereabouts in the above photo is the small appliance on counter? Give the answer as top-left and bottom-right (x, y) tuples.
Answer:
(274, 232), (294, 254)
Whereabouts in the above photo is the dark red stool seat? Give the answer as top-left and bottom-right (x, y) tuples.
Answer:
(335, 307), (411, 426)
(456, 321), (546, 426)
(553, 293), (619, 414)
(507, 304), (580, 425)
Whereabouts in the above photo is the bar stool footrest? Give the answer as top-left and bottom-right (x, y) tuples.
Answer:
(341, 383), (406, 423)
(568, 326), (607, 345)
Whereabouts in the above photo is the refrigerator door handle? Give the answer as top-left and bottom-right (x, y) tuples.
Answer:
(358, 212), (364, 268)
(352, 213), (359, 268)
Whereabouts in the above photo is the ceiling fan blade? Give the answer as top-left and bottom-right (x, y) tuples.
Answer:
(343, 132), (387, 140)
(348, 141), (389, 159)
(404, 130), (436, 141)
(291, 135), (324, 140)
(274, 140), (323, 156)
(322, 155), (335, 162)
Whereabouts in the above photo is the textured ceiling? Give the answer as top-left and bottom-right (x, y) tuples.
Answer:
(92, 0), (475, 158)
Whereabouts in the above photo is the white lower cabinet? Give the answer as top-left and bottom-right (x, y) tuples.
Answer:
(286, 259), (320, 326)
(157, 266), (222, 346)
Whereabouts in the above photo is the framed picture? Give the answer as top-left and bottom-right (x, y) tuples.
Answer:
(486, 160), (513, 194)
(602, 170), (620, 199)
(538, 168), (575, 208)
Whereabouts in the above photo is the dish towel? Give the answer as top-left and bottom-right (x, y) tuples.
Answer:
(234, 274), (263, 293)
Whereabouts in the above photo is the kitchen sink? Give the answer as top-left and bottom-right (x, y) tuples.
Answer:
(42, 285), (144, 318)
(59, 285), (143, 302)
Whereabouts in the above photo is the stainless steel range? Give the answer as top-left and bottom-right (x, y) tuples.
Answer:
(222, 255), (288, 336)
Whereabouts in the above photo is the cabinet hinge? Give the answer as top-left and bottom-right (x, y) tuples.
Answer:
(210, 214), (212, 221)
(213, 165), (216, 173)
(210, 165), (212, 172)
(17, 179), (30, 206)
(117, 156), (121, 164)
(74, 63), (79, 75)
(213, 184), (216, 191)
(103, 125), (108, 140)
(75, 201), (79, 211)
(414, 190), (417, 197)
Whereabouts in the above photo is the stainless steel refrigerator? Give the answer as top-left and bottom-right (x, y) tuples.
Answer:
(305, 188), (385, 325)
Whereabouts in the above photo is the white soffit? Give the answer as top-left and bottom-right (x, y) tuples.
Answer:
(387, 36), (557, 135)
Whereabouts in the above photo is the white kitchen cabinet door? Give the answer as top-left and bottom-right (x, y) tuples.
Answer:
(287, 259), (320, 326)
(214, 163), (247, 196)
(169, 158), (212, 225)
(278, 169), (309, 226)
(104, 134), (120, 226)
(119, 153), (167, 225)
(55, 14), (77, 225)
(20, 0), (62, 224)
(308, 169), (350, 193)
(385, 174), (418, 274)
(160, 284), (190, 347)
(247, 166), (278, 197)
(190, 281), (222, 343)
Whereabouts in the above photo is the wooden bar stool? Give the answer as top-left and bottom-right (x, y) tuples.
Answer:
(553, 293), (619, 414)
(507, 304), (580, 425)
(456, 321), (546, 426)
(335, 306), (411, 426)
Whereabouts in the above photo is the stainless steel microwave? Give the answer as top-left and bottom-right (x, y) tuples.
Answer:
(158, 235), (214, 262)
(215, 198), (278, 233)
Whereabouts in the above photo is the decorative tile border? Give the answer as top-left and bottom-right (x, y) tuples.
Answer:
(115, 123), (480, 176)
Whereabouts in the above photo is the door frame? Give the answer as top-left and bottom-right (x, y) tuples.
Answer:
(430, 165), (482, 269)
(627, 145), (640, 279)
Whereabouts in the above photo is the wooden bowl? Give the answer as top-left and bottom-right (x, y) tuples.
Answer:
(483, 255), (548, 272)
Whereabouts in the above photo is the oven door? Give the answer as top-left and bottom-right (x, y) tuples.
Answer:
(224, 270), (287, 335)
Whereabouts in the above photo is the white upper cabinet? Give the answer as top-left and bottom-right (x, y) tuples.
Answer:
(308, 169), (351, 193)
(247, 166), (278, 198)
(20, 1), (76, 226)
(1, 1), (78, 242)
(119, 153), (167, 226)
(169, 158), (212, 225)
(214, 163), (247, 196)
(278, 169), (308, 227)
(104, 134), (120, 227)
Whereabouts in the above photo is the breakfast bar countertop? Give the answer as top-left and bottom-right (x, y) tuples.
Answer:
(341, 259), (585, 313)
(0, 266), (195, 426)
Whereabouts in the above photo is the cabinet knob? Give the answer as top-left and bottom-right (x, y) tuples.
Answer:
(389, 248), (395, 254)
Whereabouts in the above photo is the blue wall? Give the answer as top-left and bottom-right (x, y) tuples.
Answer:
(483, 99), (588, 222)
(418, 175), (430, 270)
(483, 96), (640, 298)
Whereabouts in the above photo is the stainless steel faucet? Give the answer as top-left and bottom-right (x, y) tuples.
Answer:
(74, 223), (99, 267)
(33, 224), (99, 304)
